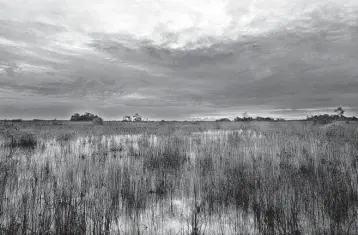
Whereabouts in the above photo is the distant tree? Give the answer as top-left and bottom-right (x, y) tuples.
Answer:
(92, 117), (104, 125)
(70, 112), (100, 121)
(307, 113), (357, 124)
(82, 112), (98, 121)
(215, 118), (231, 122)
(133, 113), (142, 122)
(334, 107), (345, 118)
(307, 114), (338, 125)
(70, 113), (80, 121)
(122, 116), (132, 122)
(234, 117), (254, 122)
(255, 116), (275, 122)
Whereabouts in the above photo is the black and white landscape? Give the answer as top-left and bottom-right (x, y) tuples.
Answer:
(1, 0), (358, 234)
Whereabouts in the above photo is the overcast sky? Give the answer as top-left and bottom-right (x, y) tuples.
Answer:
(1, 0), (358, 120)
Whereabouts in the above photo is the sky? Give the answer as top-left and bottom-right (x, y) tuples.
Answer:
(0, 0), (358, 120)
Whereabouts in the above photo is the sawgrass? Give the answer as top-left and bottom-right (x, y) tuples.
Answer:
(0, 121), (358, 234)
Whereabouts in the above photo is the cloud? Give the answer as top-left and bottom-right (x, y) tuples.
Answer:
(121, 92), (153, 100)
(0, 0), (358, 119)
(2, 0), (358, 48)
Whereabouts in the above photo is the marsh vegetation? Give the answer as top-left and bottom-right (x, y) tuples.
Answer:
(1, 121), (358, 234)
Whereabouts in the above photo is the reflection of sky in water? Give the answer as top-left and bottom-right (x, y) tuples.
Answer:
(0, 129), (268, 234)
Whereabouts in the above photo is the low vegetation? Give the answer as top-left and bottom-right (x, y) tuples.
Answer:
(0, 122), (37, 149)
(234, 116), (277, 122)
(122, 113), (143, 122)
(215, 118), (231, 122)
(0, 120), (358, 234)
(70, 112), (102, 122)
(92, 117), (104, 125)
(306, 114), (358, 124)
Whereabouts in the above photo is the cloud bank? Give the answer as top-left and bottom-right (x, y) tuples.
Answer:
(0, 0), (358, 120)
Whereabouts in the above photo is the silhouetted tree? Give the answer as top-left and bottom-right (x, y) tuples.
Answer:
(70, 113), (81, 121)
(307, 113), (357, 124)
(234, 117), (254, 122)
(334, 107), (345, 118)
(133, 113), (142, 122)
(255, 117), (275, 121)
(70, 112), (100, 121)
(215, 118), (231, 122)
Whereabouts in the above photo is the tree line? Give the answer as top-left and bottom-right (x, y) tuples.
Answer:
(215, 107), (357, 124)
(216, 117), (285, 122)
(306, 107), (357, 124)
(69, 112), (144, 123)
(64, 107), (358, 124)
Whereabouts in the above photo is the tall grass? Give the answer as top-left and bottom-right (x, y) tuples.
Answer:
(0, 122), (358, 234)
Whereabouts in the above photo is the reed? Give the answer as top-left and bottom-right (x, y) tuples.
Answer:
(0, 122), (357, 234)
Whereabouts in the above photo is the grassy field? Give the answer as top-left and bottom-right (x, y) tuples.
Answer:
(1, 120), (358, 234)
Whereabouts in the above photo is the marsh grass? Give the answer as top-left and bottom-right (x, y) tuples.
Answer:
(0, 122), (358, 234)
(0, 132), (37, 149)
